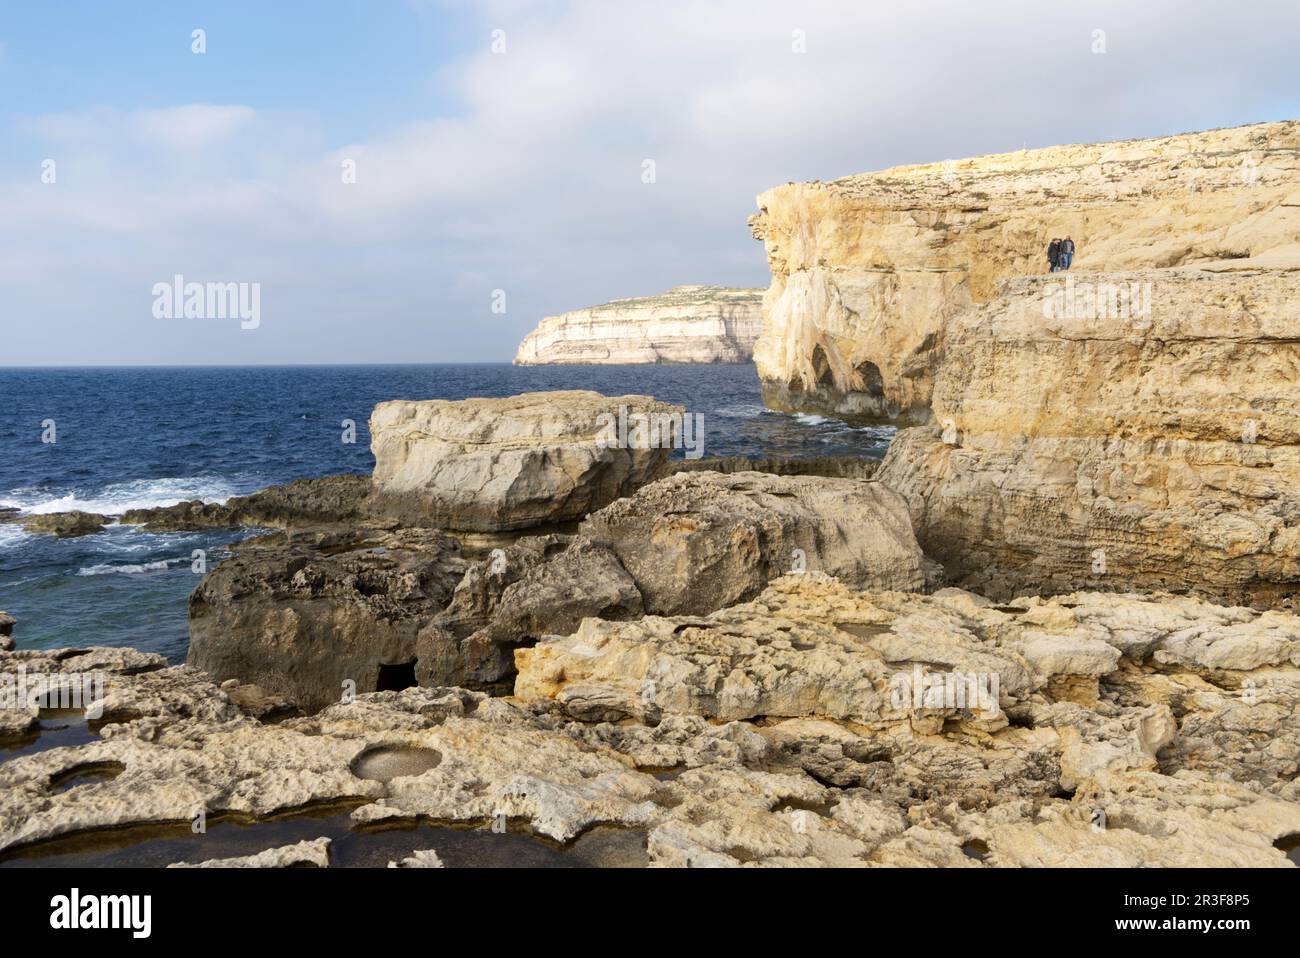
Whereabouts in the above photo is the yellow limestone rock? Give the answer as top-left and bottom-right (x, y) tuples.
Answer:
(749, 120), (1300, 424)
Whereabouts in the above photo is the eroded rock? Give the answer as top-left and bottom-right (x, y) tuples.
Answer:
(579, 471), (926, 615)
(187, 528), (467, 711)
(366, 391), (684, 532)
(21, 511), (109, 538)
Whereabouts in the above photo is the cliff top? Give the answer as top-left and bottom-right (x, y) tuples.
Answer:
(558, 285), (764, 315)
(759, 119), (1300, 209)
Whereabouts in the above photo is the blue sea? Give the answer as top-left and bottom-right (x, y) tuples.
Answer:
(0, 364), (891, 662)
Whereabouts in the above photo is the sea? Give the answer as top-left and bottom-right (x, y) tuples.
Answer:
(0, 364), (892, 662)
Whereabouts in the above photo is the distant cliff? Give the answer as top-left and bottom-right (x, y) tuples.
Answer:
(514, 285), (763, 365)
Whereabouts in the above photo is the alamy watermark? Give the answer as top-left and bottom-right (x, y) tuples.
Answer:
(1, 668), (105, 720)
(889, 664), (1000, 716)
(594, 404), (704, 459)
(1042, 276), (1152, 329)
(152, 274), (261, 330)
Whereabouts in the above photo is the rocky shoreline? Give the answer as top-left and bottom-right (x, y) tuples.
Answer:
(3, 386), (1299, 868)
(4, 121), (1300, 868)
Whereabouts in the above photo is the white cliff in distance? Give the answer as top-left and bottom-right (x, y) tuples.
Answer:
(514, 285), (763, 365)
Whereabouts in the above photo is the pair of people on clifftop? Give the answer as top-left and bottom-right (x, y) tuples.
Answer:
(1047, 237), (1076, 272)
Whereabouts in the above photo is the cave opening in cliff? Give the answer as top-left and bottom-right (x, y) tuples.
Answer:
(376, 660), (418, 692)
(811, 345), (836, 388)
(855, 360), (886, 398)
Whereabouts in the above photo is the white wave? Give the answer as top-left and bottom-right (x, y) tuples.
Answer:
(0, 524), (31, 551)
(793, 413), (831, 426)
(713, 403), (768, 418)
(10, 477), (241, 517)
(76, 558), (187, 577)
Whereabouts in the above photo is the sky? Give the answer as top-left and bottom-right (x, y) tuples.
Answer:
(1, 0), (1297, 365)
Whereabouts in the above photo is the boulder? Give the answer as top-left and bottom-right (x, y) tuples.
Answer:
(366, 391), (684, 531)
(0, 612), (13, 653)
(579, 470), (925, 615)
(187, 528), (467, 711)
(417, 534), (643, 689)
(21, 511), (108, 538)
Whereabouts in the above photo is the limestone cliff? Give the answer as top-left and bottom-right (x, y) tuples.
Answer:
(749, 120), (1300, 424)
(514, 285), (763, 365)
(877, 267), (1300, 606)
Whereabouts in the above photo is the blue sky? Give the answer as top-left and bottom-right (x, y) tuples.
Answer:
(1, 0), (1297, 365)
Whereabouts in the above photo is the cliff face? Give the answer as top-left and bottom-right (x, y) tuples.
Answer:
(877, 268), (1300, 605)
(749, 121), (1300, 424)
(514, 285), (763, 365)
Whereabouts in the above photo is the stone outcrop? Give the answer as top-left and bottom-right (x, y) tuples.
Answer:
(514, 285), (763, 365)
(749, 120), (1300, 425)
(417, 533), (644, 691)
(20, 511), (108, 538)
(185, 470), (919, 708)
(0, 613), (13, 653)
(121, 475), (372, 531)
(187, 528), (468, 711)
(367, 391), (684, 532)
(877, 269), (1300, 605)
(579, 471), (926, 614)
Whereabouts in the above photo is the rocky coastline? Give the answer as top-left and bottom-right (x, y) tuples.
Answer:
(4, 121), (1300, 868)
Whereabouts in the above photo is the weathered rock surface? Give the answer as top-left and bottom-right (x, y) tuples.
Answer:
(750, 120), (1300, 424)
(514, 285), (763, 365)
(187, 528), (468, 711)
(367, 391), (684, 532)
(660, 454), (878, 481)
(120, 474), (373, 531)
(419, 534), (643, 691)
(877, 269), (1300, 605)
(4, 615), (1299, 868)
(21, 511), (109, 538)
(579, 471), (926, 614)
(0, 613), (13, 653)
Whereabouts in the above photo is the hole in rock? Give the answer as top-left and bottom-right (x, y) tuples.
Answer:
(811, 345), (836, 388)
(774, 796), (838, 816)
(835, 623), (892, 640)
(855, 360), (886, 397)
(961, 839), (990, 862)
(376, 660), (418, 693)
(350, 746), (443, 783)
(49, 761), (125, 794)
(1274, 834), (1300, 866)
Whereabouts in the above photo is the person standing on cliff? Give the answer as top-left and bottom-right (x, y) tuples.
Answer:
(1058, 236), (1076, 271)
(1047, 238), (1062, 272)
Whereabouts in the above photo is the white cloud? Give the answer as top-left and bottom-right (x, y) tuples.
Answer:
(130, 105), (256, 151)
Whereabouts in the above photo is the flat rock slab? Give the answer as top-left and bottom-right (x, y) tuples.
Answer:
(367, 391), (684, 532)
